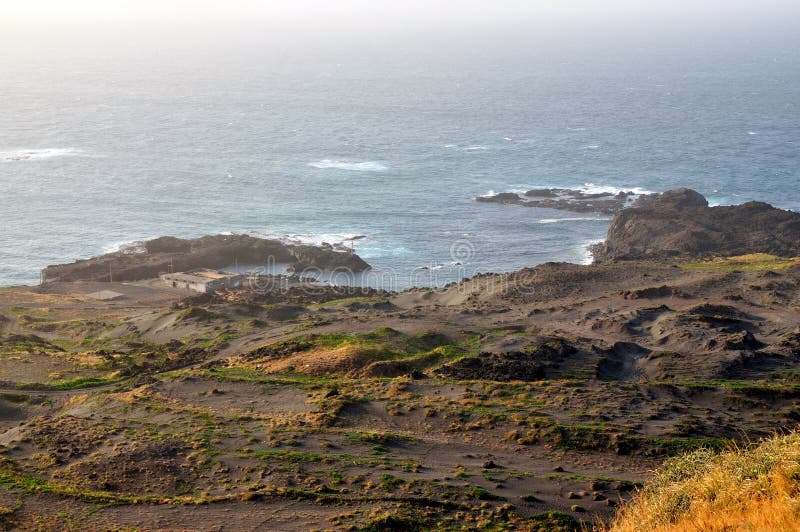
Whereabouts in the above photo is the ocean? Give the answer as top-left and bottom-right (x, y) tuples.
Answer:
(2, 30), (799, 289)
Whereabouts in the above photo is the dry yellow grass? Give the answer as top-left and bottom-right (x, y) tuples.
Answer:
(609, 431), (800, 531)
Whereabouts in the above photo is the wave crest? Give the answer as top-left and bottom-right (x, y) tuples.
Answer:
(579, 182), (654, 196)
(1, 148), (86, 162)
(537, 217), (609, 224)
(309, 159), (388, 172)
(247, 231), (367, 250)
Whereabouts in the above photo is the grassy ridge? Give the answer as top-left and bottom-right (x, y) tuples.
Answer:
(609, 431), (800, 531)
(680, 253), (800, 271)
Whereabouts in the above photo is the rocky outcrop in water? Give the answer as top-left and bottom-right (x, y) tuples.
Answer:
(476, 188), (641, 214)
(592, 188), (800, 262)
(41, 234), (370, 283)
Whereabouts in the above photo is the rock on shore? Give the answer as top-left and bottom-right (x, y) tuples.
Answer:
(592, 188), (800, 262)
(476, 188), (641, 214)
(41, 234), (370, 283)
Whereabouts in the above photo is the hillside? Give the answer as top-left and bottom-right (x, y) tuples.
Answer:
(610, 431), (800, 531)
(1, 250), (799, 529)
(1, 192), (800, 529)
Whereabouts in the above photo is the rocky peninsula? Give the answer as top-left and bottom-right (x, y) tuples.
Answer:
(41, 234), (371, 283)
(592, 188), (800, 261)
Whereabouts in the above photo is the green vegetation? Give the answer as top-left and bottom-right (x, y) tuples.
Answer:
(361, 511), (428, 532)
(177, 306), (227, 322)
(681, 253), (800, 272)
(673, 379), (800, 399)
(347, 431), (414, 445)
(253, 450), (327, 463)
(0, 333), (64, 353)
(18, 376), (120, 391)
(525, 511), (582, 531)
(246, 327), (452, 362)
(379, 473), (405, 490)
(0, 392), (30, 404)
(467, 485), (503, 501)
(0, 463), (167, 506)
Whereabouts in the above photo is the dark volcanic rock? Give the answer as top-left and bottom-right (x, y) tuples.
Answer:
(435, 351), (547, 381)
(592, 188), (800, 262)
(476, 188), (642, 214)
(42, 234), (370, 283)
(144, 236), (191, 254)
(288, 244), (370, 273)
(435, 337), (578, 381)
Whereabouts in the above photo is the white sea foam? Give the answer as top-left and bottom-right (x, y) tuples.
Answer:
(247, 231), (368, 250)
(567, 127), (587, 131)
(580, 238), (606, 265)
(578, 182), (655, 196)
(357, 245), (411, 259)
(1, 148), (86, 162)
(309, 159), (388, 172)
(445, 144), (489, 152)
(101, 239), (149, 255)
(482, 183), (655, 204)
(580, 145), (601, 150)
(480, 183), (655, 203)
(537, 217), (609, 224)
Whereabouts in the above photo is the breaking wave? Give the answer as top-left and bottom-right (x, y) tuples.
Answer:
(445, 144), (489, 152)
(309, 159), (388, 172)
(1, 148), (86, 162)
(578, 182), (655, 196)
(537, 217), (610, 224)
(247, 231), (367, 250)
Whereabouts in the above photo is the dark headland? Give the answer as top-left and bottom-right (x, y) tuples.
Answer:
(1, 189), (800, 529)
(41, 234), (371, 284)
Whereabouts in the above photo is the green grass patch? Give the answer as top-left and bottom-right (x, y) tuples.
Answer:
(379, 473), (405, 490)
(177, 306), (227, 323)
(670, 380), (800, 399)
(243, 327), (453, 367)
(467, 485), (503, 501)
(0, 393), (30, 404)
(681, 253), (800, 272)
(18, 376), (120, 391)
(253, 450), (328, 463)
(346, 431), (414, 446)
(523, 511), (582, 531)
(310, 296), (374, 309)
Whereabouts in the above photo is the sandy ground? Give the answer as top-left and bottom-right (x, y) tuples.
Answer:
(1, 258), (799, 530)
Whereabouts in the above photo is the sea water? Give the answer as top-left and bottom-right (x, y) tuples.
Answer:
(1, 30), (798, 289)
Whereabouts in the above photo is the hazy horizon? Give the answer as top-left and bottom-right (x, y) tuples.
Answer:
(4, 1), (799, 73)
(4, 1), (800, 43)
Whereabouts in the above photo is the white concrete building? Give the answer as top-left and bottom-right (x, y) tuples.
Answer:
(159, 270), (243, 293)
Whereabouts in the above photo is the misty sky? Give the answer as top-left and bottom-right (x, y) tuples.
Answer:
(3, 1), (799, 66)
(5, 1), (800, 30)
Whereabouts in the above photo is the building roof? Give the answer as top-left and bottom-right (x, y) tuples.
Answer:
(160, 269), (240, 284)
(86, 290), (125, 301)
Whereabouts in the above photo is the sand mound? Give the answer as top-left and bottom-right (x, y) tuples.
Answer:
(249, 344), (391, 377)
